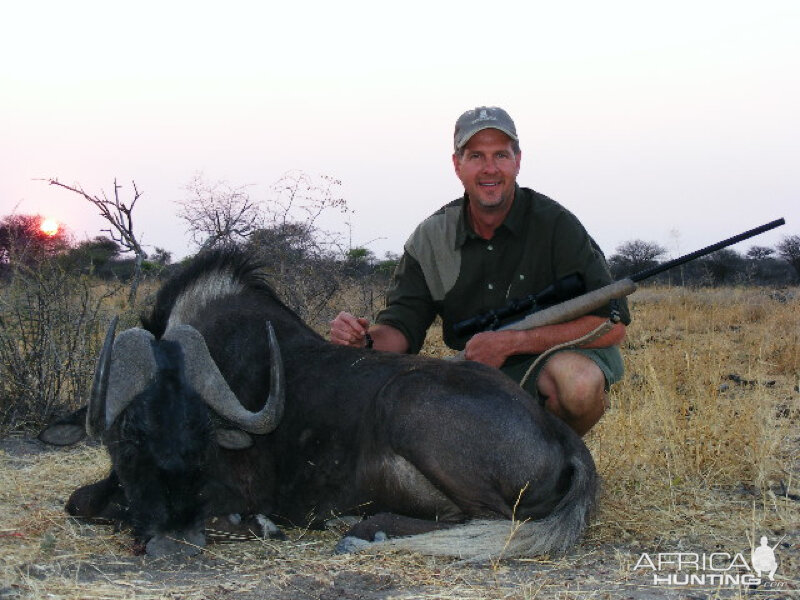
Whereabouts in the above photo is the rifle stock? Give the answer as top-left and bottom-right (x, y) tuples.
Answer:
(495, 278), (636, 332)
(452, 279), (636, 360)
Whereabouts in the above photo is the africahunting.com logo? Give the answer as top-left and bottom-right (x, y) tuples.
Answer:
(633, 535), (784, 588)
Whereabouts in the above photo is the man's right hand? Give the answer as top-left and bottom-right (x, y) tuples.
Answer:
(329, 311), (371, 347)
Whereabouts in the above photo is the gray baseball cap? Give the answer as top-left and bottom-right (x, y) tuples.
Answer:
(453, 106), (518, 151)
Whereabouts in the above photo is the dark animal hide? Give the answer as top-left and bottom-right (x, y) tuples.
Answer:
(41, 249), (597, 560)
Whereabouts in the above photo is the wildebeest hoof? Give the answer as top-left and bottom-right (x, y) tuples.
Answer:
(206, 514), (285, 541)
(334, 530), (387, 554)
(145, 531), (206, 557)
(255, 514), (285, 540)
(335, 535), (373, 554)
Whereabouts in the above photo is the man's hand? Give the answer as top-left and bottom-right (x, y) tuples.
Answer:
(463, 330), (517, 368)
(329, 312), (370, 348)
(463, 316), (626, 368)
(329, 314), (411, 353)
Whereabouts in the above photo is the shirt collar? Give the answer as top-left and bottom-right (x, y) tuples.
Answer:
(455, 185), (526, 248)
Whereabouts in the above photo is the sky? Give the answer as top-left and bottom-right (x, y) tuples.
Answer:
(2, 1), (798, 264)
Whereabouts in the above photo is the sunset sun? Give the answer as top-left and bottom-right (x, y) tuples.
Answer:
(39, 217), (60, 237)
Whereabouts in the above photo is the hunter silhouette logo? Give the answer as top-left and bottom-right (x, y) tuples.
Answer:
(751, 536), (779, 581)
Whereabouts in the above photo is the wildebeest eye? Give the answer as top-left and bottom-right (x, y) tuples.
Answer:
(215, 429), (253, 450)
(298, 428), (313, 445)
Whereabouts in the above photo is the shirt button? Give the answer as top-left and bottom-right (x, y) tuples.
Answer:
(488, 283), (494, 290)
(487, 245), (494, 251)
(520, 274), (525, 280)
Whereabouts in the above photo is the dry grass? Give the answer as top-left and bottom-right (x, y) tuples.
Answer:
(589, 287), (798, 551)
(1, 285), (798, 599)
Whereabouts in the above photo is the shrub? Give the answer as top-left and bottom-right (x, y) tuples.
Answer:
(0, 261), (125, 432)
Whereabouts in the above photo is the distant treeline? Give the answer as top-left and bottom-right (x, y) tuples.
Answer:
(607, 239), (799, 286)
(29, 238), (799, 289)
(2, 212), (798, 289)
(32, 237), (401, 283)
(72, 240), (798, 287)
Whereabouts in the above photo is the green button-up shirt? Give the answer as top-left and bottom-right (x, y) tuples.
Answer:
(376, 186), (630, 353)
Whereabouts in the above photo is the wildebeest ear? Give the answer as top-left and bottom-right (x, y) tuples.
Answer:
(38, 406), (88, 446)
(216, 429), (254, 450)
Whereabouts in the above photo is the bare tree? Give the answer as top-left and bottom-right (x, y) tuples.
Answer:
(174, 169), (354, 326)
(177, 174), (263, 250)
(48, 178), (148, 303)
(246, 170), (352, 326)
(251, 170), (350, 271)
(268, 170), (348, 228)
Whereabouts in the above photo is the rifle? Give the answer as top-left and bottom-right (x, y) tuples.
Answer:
(453, 273), (586, 336)
(457, 218), (785, 339)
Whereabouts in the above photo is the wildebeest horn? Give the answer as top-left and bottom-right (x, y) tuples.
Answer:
(106, 329), (159, 431)
(163, 322), (285, 434)
(86, 316), (118, 437)
(87, 321), (159, 436)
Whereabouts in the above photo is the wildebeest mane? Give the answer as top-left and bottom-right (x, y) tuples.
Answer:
(141, 248), (309, 339)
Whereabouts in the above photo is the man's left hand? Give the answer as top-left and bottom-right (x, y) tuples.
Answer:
(463, 330), (517, 368)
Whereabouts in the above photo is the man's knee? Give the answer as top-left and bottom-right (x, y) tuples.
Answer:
(540, 352), (605, 398)
(537, 352), (608, 434)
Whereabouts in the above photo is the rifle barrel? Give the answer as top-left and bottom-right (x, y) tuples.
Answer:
(630, 218), (786, 283)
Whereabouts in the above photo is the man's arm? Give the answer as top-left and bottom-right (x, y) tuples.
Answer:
(329, 312), (410, 353)
(463, 315), (625, 369)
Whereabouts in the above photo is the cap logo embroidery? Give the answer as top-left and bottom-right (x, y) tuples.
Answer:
(471, 109), (497, 124)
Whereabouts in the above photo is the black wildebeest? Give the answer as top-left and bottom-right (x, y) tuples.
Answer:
(41, 249), (597, 560)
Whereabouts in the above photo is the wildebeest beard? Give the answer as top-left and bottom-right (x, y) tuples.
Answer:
(109, 340), (213, 554)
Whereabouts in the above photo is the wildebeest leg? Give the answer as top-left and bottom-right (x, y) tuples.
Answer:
(367, 369), (579, 522)
(335, 513), (457, 554)
(345, 512), (456, 541)
(66, 470), (128, 524)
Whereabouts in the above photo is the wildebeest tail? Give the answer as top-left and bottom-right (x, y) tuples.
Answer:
(382, 450), (597, 561)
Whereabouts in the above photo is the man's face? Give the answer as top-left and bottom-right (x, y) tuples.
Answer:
(453, 128), (521, 212)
